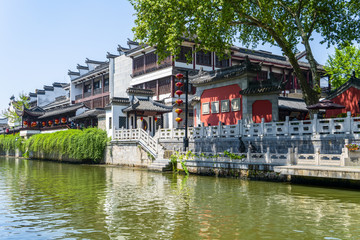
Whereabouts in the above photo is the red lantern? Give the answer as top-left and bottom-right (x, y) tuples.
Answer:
(175, 108), (183, 114)
(31, 122), (37, 127)
(154, 117), (158, 122)
(175, 90), (183, 96)
(55, 119), (59, 124)
(5, 128), (9, 133)
(175, 73), (184, 79)
(61, 117), (66, 123)
(175, 99), (183, 105)
(42, 121), (46, 127)
(175, 82), (184, 88)
(23, 121), (28, 126)
(140, 117), (144, 121)
(175, 117), (183, 123)
(48, 120), (53, 126)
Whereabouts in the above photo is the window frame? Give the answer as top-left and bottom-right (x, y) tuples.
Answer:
(211, 101), (219, 114)
(231, 98), (241, 112)
(221, 99), (230, 113)
(202, 102), (210, 115)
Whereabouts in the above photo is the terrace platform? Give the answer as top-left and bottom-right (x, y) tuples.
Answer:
(274, 165), (360, 181)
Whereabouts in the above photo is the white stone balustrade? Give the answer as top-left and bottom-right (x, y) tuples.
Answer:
(154, 112), (359, 140)
(113, 128), (159, 157)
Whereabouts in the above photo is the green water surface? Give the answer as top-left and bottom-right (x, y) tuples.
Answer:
(0, 157), (359, 239)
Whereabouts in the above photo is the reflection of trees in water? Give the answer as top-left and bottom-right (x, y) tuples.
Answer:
(3, 157), (360, 240)
(0, 157), (109, 239)
(103, 167), (360, 239)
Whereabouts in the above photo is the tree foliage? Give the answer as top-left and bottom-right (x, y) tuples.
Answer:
(2, 94), (30, 124)
(325, 45), (360, 89)
(24, 128), (108, 163)
(130, 0), (360, 106)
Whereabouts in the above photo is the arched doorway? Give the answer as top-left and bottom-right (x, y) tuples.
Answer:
(252, 100), (272, 123)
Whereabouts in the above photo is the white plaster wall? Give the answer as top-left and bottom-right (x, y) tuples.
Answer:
(36, 87), (68, 107)
(130, 67), (173, 86)
(105, 108), (113, 138)
(78, 69), (89, 75)
(109, 58), (115, 99)
(37, 94), (52, 107)
(87, 63), (98, 71)
(113, 105), (127, 130)
(53, 86), (68, 98)
(113, 55), (132, 98)
(70, 83), (82, 102)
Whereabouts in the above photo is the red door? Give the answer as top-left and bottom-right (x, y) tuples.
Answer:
(252, 100), (272, 123)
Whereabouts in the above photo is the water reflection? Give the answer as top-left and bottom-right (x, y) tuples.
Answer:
(1, 157), (360, 239)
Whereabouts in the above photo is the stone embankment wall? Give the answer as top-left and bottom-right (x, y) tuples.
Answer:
(104, 142), (154, 167)
(28, 151), (84, 163)
(160, 135), (352, 154)
(0, 149), (23, 158)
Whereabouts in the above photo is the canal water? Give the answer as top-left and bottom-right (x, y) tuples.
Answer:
(1, 157), (360, 240)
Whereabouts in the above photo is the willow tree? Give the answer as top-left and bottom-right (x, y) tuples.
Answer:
(130, 0), (359, 106)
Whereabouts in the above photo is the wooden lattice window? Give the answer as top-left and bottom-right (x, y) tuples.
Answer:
(178, 46), (192, 63)
(196, 50), (212, 66)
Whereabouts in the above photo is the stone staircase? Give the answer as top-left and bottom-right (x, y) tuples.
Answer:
(148, 159), (173, 172)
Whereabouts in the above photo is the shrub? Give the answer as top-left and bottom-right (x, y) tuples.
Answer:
(25, 128), (108, 163)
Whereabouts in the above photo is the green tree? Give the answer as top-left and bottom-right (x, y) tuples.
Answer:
(130, 0), (360, 106)
(325, 45), (360, 89)
(2, 94), (30, 124)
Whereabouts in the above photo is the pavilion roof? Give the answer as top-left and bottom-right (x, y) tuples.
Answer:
(70, 108), (105, 121)
(191, 59), (261, 86)
(122, 98), (172, 113)
(38, 103), (86, 119)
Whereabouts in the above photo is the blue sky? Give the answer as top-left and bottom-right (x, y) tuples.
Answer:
(0, 0), (335, 113)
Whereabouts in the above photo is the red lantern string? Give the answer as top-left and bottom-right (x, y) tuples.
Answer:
(175, 117), (183, 123)
(175, 73), (184, 79)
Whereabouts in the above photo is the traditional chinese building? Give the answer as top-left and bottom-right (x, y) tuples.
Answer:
(191, 59), (310, 125)
(69, 58), (110, 109)
(325, 74), (360, 117)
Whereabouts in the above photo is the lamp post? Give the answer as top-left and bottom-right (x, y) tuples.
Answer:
(184, 70), (189, 151)
(175, 70), (189, 151)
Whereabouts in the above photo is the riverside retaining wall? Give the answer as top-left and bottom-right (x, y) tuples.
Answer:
(104, 142), (154, 168)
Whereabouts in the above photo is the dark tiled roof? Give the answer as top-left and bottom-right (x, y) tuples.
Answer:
(85, 58), (107, 65)
(107, 52), (119, 59)
(38, 103), (86, 119)
(16, 107), (45, 117)
(191, 59), (261, 86)
(231, 47), (324, 71)
(36, 89), (45, 95)
(117, 45), (130, 53)
(77, 64), (89, 70)
(125, 44), (149, 55)
(68, 70), (80, 76)
(326, 77), (360, 100)
(122, 99), (172, 113)
(41, 96), (70, 110)
(70, 108), (105, 121)
(111, 97), (130, 104)
(239, 85), (282, 95)
(44, 85), (54, 91)
(278, 97), (308, 112)
(126, 87), (154, 96)
(29, 92), (37, 97)
(71, 63), (109, 82)
(53, 82), (69, 88)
